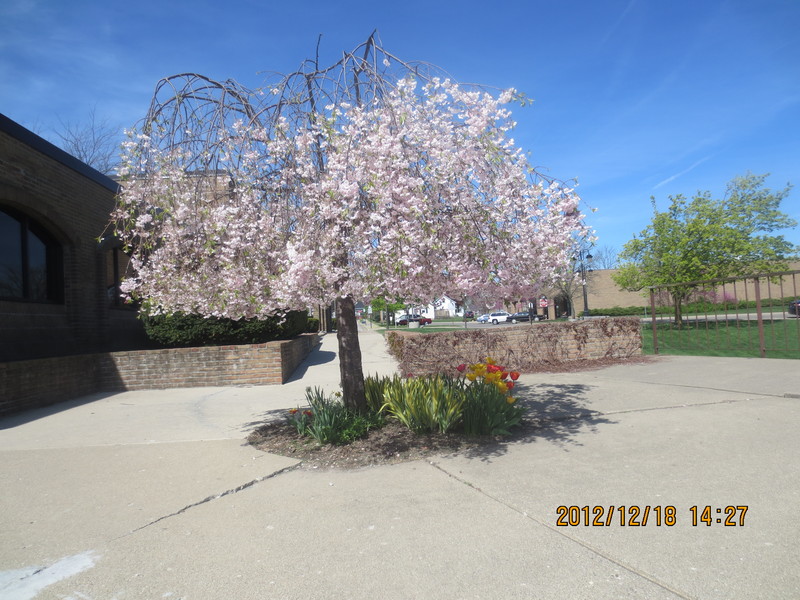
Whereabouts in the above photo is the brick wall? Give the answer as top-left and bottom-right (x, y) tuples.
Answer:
(585, 270), (648, 310)
(386, 318), (641, 376)
(580, 262), (800, 312)
(0, 334), (321, 417)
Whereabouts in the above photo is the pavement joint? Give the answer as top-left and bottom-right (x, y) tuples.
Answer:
(428, 461), (694, 600)
(611, 379), (787, 398)
(599, 398), (744, 416)
(521, 398), (748, 429)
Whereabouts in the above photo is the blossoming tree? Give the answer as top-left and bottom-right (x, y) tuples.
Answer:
(112, 34), (591, 412)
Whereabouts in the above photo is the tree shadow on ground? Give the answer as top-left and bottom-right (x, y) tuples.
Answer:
(459, 382), (616, 463)
(240, 406), (299, 433)
(244, 381), (618, 470)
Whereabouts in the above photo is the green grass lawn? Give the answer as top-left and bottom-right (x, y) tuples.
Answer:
(641, 318), (800, 359)
(374, 325), (469, 334)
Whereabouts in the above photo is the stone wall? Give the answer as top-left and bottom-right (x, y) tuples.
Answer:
(0, 333), (321, 417)
(386, 318), (641, 376)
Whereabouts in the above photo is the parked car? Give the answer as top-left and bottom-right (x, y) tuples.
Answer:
(464, 310), (475, 319)
(476, 313), (490, 323)
(509, 311), (541, 323)
(789, 299), (800, 316)
(397, 314), (433, 326)
(488, 311), (510, 324)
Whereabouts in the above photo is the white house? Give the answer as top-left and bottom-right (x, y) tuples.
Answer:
(395, 295), (465, 320)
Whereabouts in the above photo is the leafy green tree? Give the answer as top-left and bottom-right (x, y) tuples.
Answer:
(370, 298), (405, 324)
(613, 173), (797, 324)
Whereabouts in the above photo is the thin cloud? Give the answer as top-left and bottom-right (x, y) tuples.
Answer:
(600, 0), (638, 46)
(653, 155), (714, 189)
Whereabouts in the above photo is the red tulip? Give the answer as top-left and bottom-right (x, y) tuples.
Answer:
(456, 364), (467, 372)
(510, 372), (520, 381)
(506, 381), (515, 390)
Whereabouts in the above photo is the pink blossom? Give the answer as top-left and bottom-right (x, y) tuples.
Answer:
(112, 74), (591, 319)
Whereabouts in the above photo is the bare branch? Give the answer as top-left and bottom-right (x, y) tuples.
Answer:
(55, 107), (122, 174)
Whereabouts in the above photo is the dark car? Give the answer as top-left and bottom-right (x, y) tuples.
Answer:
(789, 299), (800, 316)
(508, 310), (542, 323)
(464, 310), (475, 319)
(509, 311), (540, 323)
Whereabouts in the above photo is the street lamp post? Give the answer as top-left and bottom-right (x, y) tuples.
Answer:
(579, 250), (593, 318)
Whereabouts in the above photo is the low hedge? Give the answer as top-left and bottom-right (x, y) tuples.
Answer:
(589, 296), (796, 317)
(142, 310), (312, 348)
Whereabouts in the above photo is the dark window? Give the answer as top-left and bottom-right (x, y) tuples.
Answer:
(106, 246), (135, 309)
(0, 208), (63, 302)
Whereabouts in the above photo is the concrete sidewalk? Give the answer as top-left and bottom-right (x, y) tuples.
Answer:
(1, 328), (798, 599)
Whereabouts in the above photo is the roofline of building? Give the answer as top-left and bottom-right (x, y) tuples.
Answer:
(0, 112), (120, 194)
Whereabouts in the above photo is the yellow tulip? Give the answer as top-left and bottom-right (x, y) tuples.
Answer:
(506, 396), (516, 404)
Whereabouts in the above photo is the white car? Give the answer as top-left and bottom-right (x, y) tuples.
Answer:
(488, 311), (510, 324)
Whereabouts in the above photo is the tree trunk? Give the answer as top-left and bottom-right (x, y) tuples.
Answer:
(336, 296), (367, 413)
(672, 292), (684, 329)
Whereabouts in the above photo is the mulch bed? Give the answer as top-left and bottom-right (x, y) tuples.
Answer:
(248, 355), (656, 470)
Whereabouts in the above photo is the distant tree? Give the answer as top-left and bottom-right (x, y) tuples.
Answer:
(552, 244), (595, 317)
(55, 108), (121, 174)
(370, 297), (405, 323)
(111, 34), (590, 412)
(588, 245), (618, 269)
(612, 173), (797, 324)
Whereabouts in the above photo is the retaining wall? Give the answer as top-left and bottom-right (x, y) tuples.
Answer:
(386, 318), (641, 375)
(0, 333), (321, 416)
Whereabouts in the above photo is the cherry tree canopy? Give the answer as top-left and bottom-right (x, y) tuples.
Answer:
(111, 35), (591, 410)
(114, 37), (589, 316)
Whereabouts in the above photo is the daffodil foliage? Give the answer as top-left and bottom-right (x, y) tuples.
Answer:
(112, 37), (590, 411)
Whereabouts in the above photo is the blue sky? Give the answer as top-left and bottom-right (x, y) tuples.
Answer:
(2, 0), (798, 255)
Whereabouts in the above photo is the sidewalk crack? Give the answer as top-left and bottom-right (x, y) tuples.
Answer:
(122, 462), (301, 537)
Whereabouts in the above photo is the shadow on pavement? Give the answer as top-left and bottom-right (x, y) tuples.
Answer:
(240, 406), (298, 432)
(241, 382), (617, 466)
(0, 391), (122, 429)
(284, 350), (337, 383)
(459, 382), (616, 463)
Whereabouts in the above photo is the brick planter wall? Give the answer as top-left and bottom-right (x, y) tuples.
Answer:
(0, 333), (321, 417)
(386, 318), (642, 376)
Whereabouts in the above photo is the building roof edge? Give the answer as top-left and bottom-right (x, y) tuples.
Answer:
(0, 112), (120, 194)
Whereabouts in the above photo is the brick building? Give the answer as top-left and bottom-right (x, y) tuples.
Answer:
(564, 263), (800, 316)
(0, 113), (146, 362)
